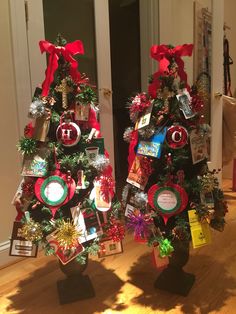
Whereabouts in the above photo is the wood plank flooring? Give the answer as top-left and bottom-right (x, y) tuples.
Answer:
(0, 180), (236, 314)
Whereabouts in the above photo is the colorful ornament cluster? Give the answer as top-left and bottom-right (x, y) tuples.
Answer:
(123, 44), (227, 263)
(11, 36), (123, 265)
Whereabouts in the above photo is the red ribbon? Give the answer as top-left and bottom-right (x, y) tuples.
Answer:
(39, 40), (84, 96)
(127, 130), (138, 171)
(148, 44), (193, 98)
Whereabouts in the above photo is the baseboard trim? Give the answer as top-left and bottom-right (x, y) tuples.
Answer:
(0, 240), (23, 268)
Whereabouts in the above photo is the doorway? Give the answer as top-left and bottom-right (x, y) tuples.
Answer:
(109, 0), (141, 191)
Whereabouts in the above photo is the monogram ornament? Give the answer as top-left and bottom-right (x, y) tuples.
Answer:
(165, 125), (188, 149)
(56, 121), (81, 147)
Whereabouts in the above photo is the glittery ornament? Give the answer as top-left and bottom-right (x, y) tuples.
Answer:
(200, 173), (218, 193)
(133, 191), (148, 209)
(91, 155), (110, 172)
(55, 220), (81, 249)
(121, 184), (131, 205)
(191, 94), (204, 113)
(21, 219), (43, 242)
(123, 127), (134, 143)
(21, 181), (34, 197)
(28, 100), (46, 118)
(138, 124), (156, 139)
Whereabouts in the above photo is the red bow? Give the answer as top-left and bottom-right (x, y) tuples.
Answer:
(39, 40), (84, 96)
(148, 44), (193, 98)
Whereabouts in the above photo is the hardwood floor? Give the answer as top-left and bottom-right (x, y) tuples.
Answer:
(1, 180), (236, 314)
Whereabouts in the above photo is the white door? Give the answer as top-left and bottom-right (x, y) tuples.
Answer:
(10, 0), (115, 169)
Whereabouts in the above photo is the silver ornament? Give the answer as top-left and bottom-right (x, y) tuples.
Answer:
(28, 100), (46, 118)
(123, 127), (134, 143)
(91, 154), (110, 172)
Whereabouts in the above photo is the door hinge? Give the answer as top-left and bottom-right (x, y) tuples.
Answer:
(24, 0), (29, 29)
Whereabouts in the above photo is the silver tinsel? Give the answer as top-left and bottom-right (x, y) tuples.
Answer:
(133, 191), (148, 209)
(91, 154), (110, 172)
(121, 184), (131, 205)
(138, 124), (156, 139)
(28, 100), (46, 118)
(123, 127), (134, 143)
(199, 123), (211, 138)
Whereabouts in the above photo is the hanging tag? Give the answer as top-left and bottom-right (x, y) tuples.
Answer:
(135, 102), (153, 130)
(126, 156), (149, 190)
(152, 245), (169, 270)
(75, 103), (90, 121)
(177, 89), (195, 119)
(9, 221), (38, 258)
(33, 116), (50, 142)
(190, 129), (208, 164)
(188, 209), (211, 249)
(137, 127), (167, 158)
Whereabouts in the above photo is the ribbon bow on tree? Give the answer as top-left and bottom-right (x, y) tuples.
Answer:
(148, 44), (193, 98)
(39, 40), (84, 96)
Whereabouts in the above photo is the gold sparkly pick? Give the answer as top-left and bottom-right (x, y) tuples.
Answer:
(55, 220), (81, 249)
(21, 219), (43, 242)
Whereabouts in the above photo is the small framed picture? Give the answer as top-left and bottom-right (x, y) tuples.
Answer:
(98, 238), (123, 258)
(9, 221), (38, 258)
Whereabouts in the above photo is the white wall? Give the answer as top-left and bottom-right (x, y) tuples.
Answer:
(0, 0), (21, 265)
(159, 0), (212, 87)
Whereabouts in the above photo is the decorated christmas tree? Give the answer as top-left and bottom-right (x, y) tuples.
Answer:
(123, 44), (228, 294)
(11, 35), (124, 269)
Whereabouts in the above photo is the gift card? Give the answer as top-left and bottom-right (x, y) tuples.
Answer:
(126, 156), (149, 190)
(75, 103), (90, 121)
(9, 221), (38, 258)
(188, 209), (211, 249)
(98, 238), (123, 258)
(152, 246), (169, 270)
(190, 129), (208, 164)
(177, 89), (195, 119)
(137, 127), (167, 158)
(21, 148), (48, 177)
(71, 207), (103, 244)
(46, 231), (84, 265)
(135, 103), (153, 130)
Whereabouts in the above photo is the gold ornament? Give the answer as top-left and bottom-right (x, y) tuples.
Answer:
(55, 78), (73, 109)
(55, 220), (81, 249)
(21, 219), (43, 242)
(200, 173), (218, 193)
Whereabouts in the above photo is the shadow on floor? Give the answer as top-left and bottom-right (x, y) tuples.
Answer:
(6, 258), (125, 314)
(127, 252), (236, 314)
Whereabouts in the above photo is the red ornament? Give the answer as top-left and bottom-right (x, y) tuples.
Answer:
(56, 122), (81, 147)
(148, 182), (188, 224)
(130, 93), (151, 115)
(21, 181), (34, 197)
(24, 122), (34, 138)
(166, 125), (188, 149)
(34, 169), (76, 217)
